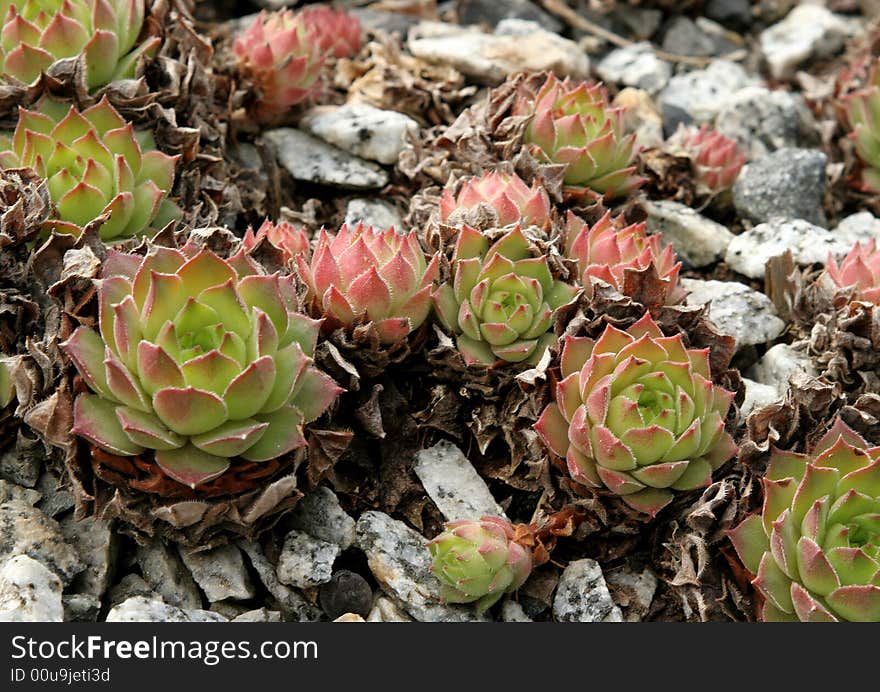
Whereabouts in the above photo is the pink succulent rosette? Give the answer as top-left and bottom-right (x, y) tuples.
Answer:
(62, 244), (342, 489)
(535, 314), (737, 515)
(233, 10), (325, 123)
(295, 223), (440, 345)
(843, 60), (880, 193)
(243, 219), (311, 261)
(824, 240), (880, 304)
(514, 73), (644, 201)
(729, 420), (880, 622)
(440, 171), (551, 229)
(0, 0), (160, 90)
(300, 4), (361, 59)
(667, 124), (746, 193)
(564, 211), (684, 304)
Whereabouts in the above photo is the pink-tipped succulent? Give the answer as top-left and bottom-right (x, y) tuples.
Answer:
(439, 171), (552, 229)
(300, 4), (361, 59)
(0, 97), (178, 240)
(242, 219), (311, 262)
(843, 60), (880, 193)
(295, 223), (439, 345)
(0, 0), (160, 90)
(534, 313), (737, 515)
(432, 226), (579, 366)
(824, 240), (880, 304)
(564, 211), (684, 304)
(728, 420), (880, 622)
(513, 73), (644, 201)
(233, 10), (326, 124)
(61, 244), (342, 489)
(428, 516), (533, 613)
(667, 124), (746, 194)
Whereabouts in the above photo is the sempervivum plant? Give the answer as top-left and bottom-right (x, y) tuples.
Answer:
(843, 61), (880, 193)
(62, 245), (342, 489)
(534, 313), (737, 515)
(295, 223), (439, 345)
(234, 10), (326, 124)
(432, 226), (579, 366)
(0, 0), (160, 89)
(428, 516), (533, 613)
(242, 219), (311, 262)
(439, 171), (551, 229)
(667, 124), (746, 194)
(0, 97), (178, 240)
(564, 211), (684, 304)
(729, 420), (880, 621)
(824, 240), (880, 304)
(300, 4), (361, 59)
(513, 73), (643, 201)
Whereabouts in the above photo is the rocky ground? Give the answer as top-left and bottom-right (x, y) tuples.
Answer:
(1, 0), (879, 623)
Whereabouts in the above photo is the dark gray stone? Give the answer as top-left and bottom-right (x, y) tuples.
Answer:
(706, 0), (753, 30)
(457, 0), (563, 33)
(661, 17), (718, 57)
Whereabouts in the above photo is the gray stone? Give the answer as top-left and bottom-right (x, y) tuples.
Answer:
(553, 559), (623, 623)
(62, 594), (101, 622)
(60, 516), (115, 598)
(350, 9), (419, 36)
(356, 511), (487, 622)
(35, 472), (74, 517)
(760, 5), (849, 80)
(0, 500), (81, 584)
(238, 540), (324, 622)
(106, 596), (228, 623)
(658, 60), (761, 134)
(107, 574), (156, 606)
(725, 219), (847, 279)
(746, 344), (816, 396)
(706, 0), (753, 30)
(289, 486), (356, 550)
(319, 570), (373, 619)
(457, 0), (563, 33)
(135, 539), (202, 610)
(501, 599), (532, 622)
(661, 17), (719, 58)
(367, 596), (412, 622)
(596, 43), (671, 95)
(407, 21), (589, 85)
(344, 198), (404, 232)
(178, 544), (255, 603)
(413, 440), (505, 522)
(300, 104), (419, 165)
(834, 212), (880, 247)
(644, 200), (734, 268)
(263, 129), (389, 189)
(605, 566), (658, 622)
(741, 378), (783, 418)
(614, 6), (662, 40)
(0, 555), (63, 622)
(277, 530), (340, 588)
(0, 479), (40, 505)
(0, 435), (42, 487)
(715, 86), (810, 159)
(681, 278), (786, 349)
(733, 148), (826, 226)
(232, 608), (283, 622)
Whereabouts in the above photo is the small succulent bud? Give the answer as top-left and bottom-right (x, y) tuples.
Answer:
(439, 171), (551, 229)
(300, 4), (361, 59)
(825, 240), (880, 304)
(666, 124), (746, 193)
(243, 219), (311, 262)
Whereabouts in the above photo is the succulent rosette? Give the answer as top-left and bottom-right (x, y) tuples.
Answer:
(242, 219), (311, 262)
(0, 97), (178, 240)
(667, 124), (746, 193)
(428, 516), (533, 612)
(62, 244), (342, 489)
(564, 211), (684, 304)
(534, 314), (737, 515)
(432, 226), (579, 366)
(233, 10), (326, 124)
(300, 4), (361, 59)
(514, 73), (643, 200)
(824, 240), (880, 304)
(843, 61), (880, 193)
(729, 420), (880, 622)
(440, 171), (551, 229)
(295, 223), (439, 345)
(0, 0), (160, 90)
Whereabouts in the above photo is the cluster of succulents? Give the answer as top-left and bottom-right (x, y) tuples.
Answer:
(729, 420), (880, 621)
(440, 171), (551, 229)
(842, 59), (880, 193)
(62, 245), (342, 488)
(428, 516), (533, 612)
(0, 0), (159, 89)
(513, 73), (644, 201)
(432, 226), (579, 366)
(0, 97), (178, 240)
(535, 314), (737, 514)
(824, 240), (880, 304)
(666, 125), (746, 194)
